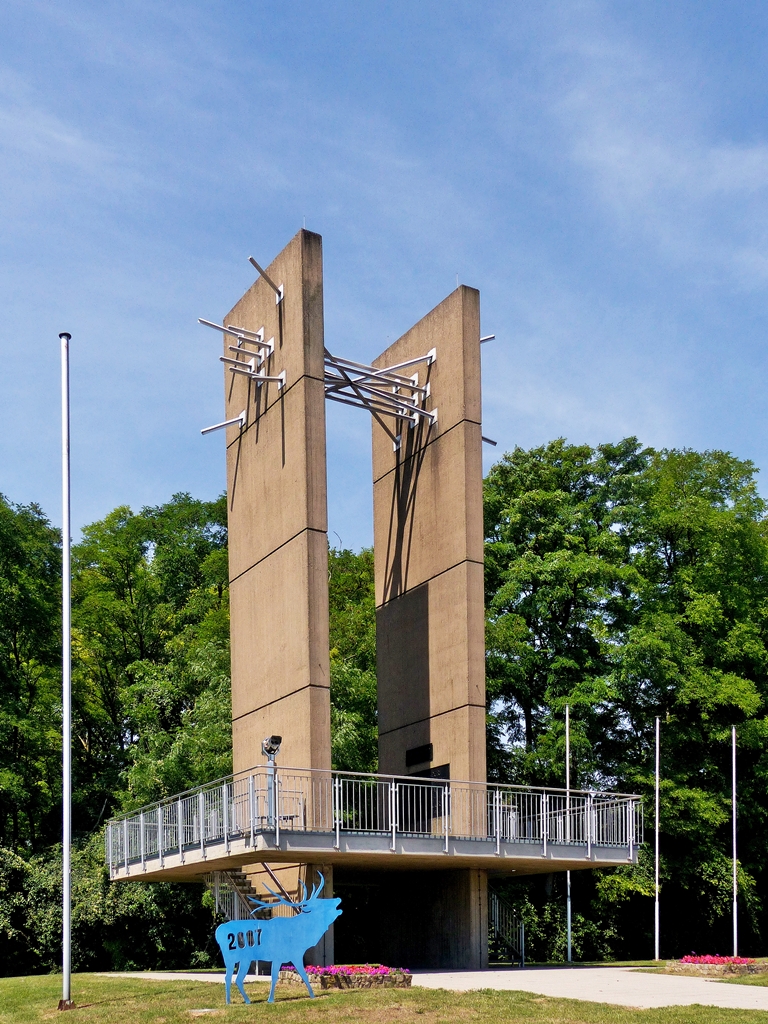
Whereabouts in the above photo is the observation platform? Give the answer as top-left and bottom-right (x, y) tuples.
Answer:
(106, 766), (643, 882)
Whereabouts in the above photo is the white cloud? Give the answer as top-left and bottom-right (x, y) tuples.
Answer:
(549, 10), (768, 288)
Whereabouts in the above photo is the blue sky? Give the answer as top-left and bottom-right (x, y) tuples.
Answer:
(2, 1), (768, 549)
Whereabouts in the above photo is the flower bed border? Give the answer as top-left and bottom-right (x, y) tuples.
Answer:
(279, 966), (412, 990)
(666, 959), (767, 977)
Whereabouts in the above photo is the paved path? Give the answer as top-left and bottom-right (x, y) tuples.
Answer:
(413, 966), (768, 1010)
(102, 967), (768, 1012)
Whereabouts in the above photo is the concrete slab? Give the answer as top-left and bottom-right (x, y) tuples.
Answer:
(412, 965), (768, 1010)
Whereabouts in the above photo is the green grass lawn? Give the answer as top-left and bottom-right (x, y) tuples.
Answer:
(2, 974), (768, 1024)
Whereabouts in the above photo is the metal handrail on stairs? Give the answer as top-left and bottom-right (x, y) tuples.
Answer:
(206, 870), (256, 921)
(489, 889), (525, 966)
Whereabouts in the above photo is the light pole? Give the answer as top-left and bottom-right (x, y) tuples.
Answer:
(262, 735), (282, 828)
(732, 725), (738, 958)
(654, 716), (660, 961)
(566, 704), (571, 964)
(58, 332), (74, 1012)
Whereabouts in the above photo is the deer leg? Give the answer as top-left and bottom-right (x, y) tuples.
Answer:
(267, 960), (280, 1003)
(293, 961), (315, 999)
(235, 957), (251, 1005)
(223, 961), (232, 1005)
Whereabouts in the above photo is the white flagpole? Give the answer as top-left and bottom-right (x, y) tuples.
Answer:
(59, 332), (74, 1012)
(732, 725), (738, 958)
(654, 716), (660, 961)
(566, 704), (571, 963)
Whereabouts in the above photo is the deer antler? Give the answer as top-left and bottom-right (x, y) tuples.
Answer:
(247, 872), (327, 912)
(248, 885), (303, 910)
(307, 871), (325, 902)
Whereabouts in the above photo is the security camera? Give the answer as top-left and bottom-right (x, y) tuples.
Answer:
(262, 735), (282, 758)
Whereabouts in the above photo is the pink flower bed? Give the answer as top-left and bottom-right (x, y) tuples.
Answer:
(281, 963), (410, 976)
(680, 954), (755, 965)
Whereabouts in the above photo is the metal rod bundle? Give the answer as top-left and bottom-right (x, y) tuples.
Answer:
(323, 348), (437, 424)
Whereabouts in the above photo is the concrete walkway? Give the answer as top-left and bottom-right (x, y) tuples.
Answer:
(102, 967), (768, 1012)
(413, 966), (768, 1010)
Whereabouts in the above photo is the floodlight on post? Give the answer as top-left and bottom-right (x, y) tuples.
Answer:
(262, 735), (282, 762)
(58, 332), (75, 1012)
(263, 736), (282, 833)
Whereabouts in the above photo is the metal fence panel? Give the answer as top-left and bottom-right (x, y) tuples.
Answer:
(105, 767), (643, 871)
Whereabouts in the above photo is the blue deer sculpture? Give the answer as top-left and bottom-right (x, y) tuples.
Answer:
(215, 873), (342, 1004)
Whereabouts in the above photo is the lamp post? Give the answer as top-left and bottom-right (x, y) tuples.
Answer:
(654, 716), (660, 961)
(58, 332), (74, 1012)
(732, 725), (738, 958)
(262, 735), (282, 828)
(566, 704), (571, 964)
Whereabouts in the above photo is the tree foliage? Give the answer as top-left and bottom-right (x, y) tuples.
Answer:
(0, 496), (61, 852)
(70, 492), (232, 826)
(328, 547), (377, 773)
(485, 439), (768, 957)
(4, 434), (768, 969)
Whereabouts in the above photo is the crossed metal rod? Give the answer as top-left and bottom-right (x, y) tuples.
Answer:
(323, 348), (436, 424)
(200, 316), (437, 429)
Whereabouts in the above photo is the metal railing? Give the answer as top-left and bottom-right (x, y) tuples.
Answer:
(489, 889), (525, 965)
(105, 766), (643, 874)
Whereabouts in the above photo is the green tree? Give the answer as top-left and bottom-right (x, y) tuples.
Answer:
(328, 547), (377, 773)
(0, 496), (61, 852)
(485, 440), (768, 957)
(483, 438), (648, 786)
(610, 447), (767, 955)
(70, 493), (231, 824)
(0, 838), (217, 976)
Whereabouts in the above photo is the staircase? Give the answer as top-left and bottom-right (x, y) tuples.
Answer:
(489, 889), (525, 966)
(205, 869), (260, 921)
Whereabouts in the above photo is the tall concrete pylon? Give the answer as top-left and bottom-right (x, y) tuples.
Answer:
(223, 230), (332, 775)
(371, 286), (486, 783)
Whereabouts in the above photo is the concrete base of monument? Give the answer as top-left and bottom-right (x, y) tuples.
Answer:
(109, 830), (637, 883)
